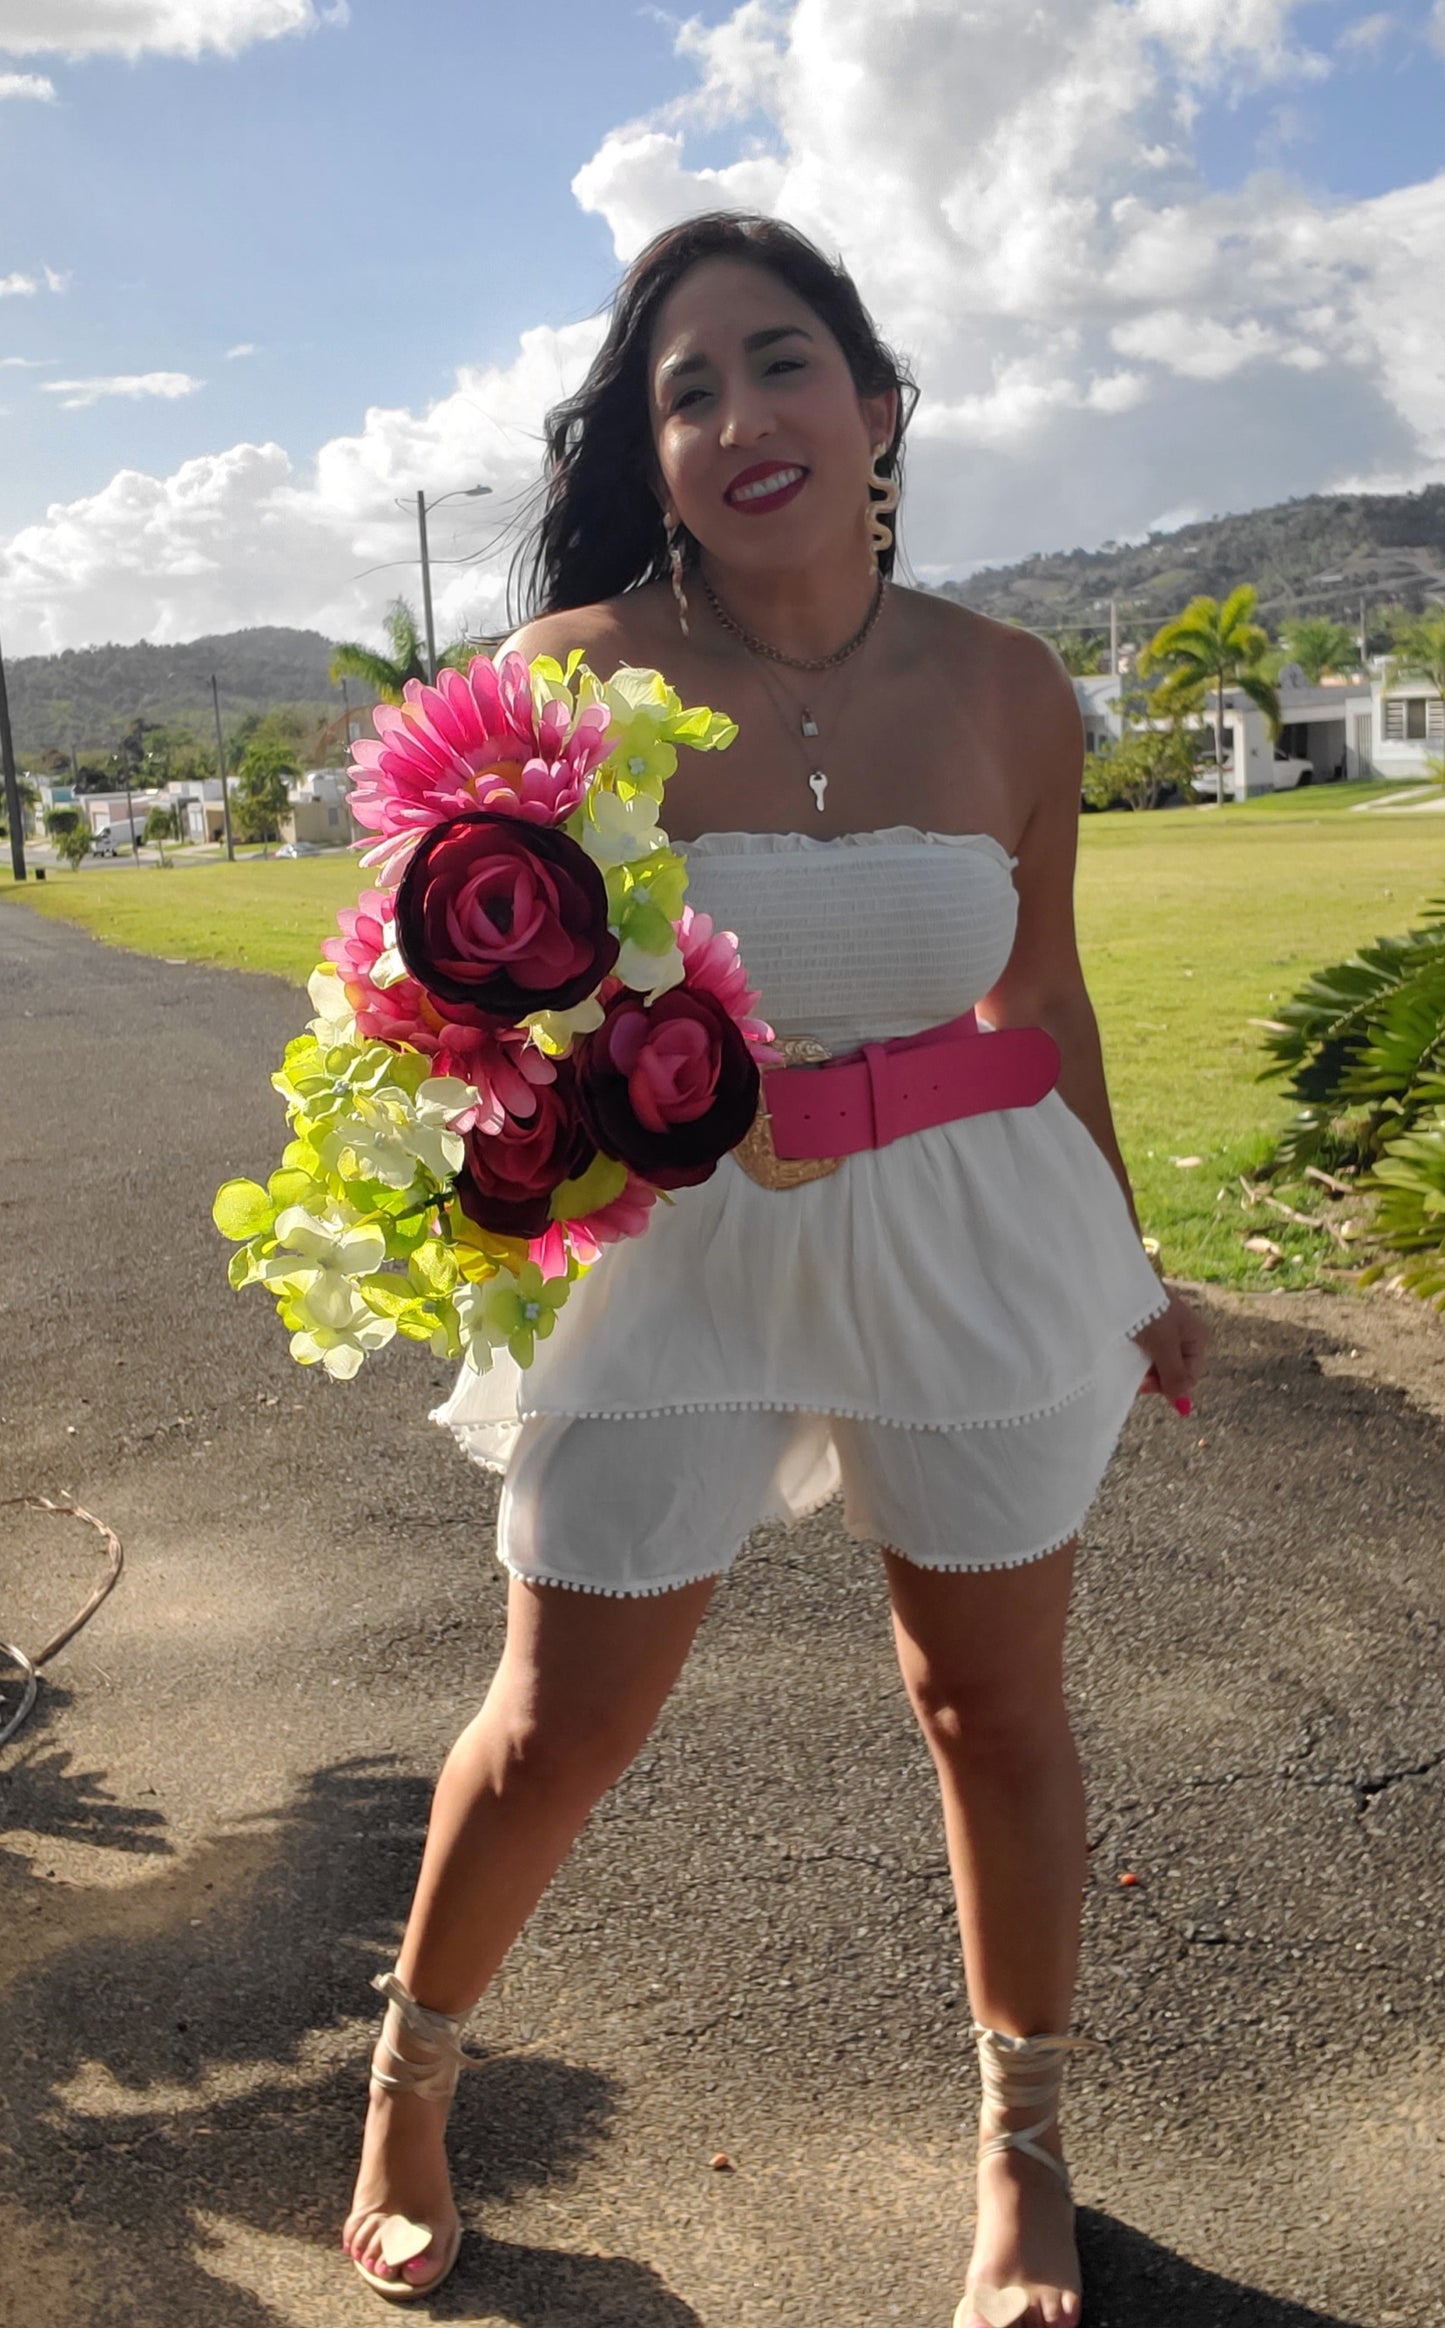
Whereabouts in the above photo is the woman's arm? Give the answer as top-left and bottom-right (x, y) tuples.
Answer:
(974, 635), (1142, 1234)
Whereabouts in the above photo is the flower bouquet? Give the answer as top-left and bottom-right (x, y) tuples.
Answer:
(213, 651), (776, 1380)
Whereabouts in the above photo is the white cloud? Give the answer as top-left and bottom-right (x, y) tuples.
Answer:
(0, 269), (37, 295)
(1430, 0), (1445, 56)
(0, 2), (340, 60)
(42, 369), (204, 409)
(44, 264), (71, 293)
(225, 342), (256, 359)
(0, 321), (603, 652)
(0, 353), (50, 366)
(0, 66), (53, 94)
(1337, 11), (1395, 55)
(3, 0), (1445, 652)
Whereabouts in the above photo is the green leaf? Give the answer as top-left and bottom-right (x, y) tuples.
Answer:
(213, 1179), (274, 1241)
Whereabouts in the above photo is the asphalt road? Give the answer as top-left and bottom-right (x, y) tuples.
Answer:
(1, 905), (1441, 2328)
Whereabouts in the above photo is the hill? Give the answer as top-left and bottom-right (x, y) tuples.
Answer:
(2, 626), (353, 759)
(937, 482), (1445, 641)
(6, 481), (1445, 757)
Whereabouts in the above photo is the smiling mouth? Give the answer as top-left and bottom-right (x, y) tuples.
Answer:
(724, 464), (808, 509)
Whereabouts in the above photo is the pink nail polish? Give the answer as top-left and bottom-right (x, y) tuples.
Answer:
(1174, 1395), (1192, 1416)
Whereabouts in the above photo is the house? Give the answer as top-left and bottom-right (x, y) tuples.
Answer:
(1073, 661), (1443, 799)
(280, 768), (362, 848)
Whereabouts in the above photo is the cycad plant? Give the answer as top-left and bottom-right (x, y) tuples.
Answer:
(1138, 586), (1281, 797)
(1258, 894), (1445, 1306)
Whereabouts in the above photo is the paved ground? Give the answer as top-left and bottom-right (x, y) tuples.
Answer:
(1, 905), (1441, 2328)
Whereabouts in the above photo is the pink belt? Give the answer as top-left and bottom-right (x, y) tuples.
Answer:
(732, 1010), (1061, 1190)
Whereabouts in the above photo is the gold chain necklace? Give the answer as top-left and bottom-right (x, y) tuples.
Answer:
(701, 571), (887, 671)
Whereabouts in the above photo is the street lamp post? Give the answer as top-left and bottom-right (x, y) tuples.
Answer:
(410, 485), (491, 680)
(0, 626), (25, 882)
(211, 674), (235, 862)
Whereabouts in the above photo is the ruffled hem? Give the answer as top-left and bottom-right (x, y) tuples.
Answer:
(434, 1288), (1170, 1476)
(493, 1497), (1093, 1598)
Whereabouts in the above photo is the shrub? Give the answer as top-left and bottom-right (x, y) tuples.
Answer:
(1082, 726), (1195, 812)
(1259, 894), (1445, 1306)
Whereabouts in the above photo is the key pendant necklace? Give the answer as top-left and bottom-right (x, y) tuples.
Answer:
(701, 573), (885, 815)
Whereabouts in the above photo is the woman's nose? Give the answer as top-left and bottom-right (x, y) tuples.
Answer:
(717, 386), (776, 449)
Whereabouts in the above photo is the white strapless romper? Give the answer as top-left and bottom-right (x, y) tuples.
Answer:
(434, 827), (1169, 1593)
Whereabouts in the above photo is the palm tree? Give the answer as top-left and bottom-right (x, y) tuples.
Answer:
(1138, 586), (1280, 801)
(1053, 630), (1108, 676)
(328, 598), (477, 706)
(1279, 616), (1358, 684)
(1381, 606), (1445, 709)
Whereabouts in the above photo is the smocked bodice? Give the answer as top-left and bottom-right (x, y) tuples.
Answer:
(677, 825), (1019, 1054)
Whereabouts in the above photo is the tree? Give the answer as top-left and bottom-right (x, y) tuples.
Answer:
(329, 597), (475, 705)
(44, 806), (93, 869)
(144, 804), (180, 864)
(231, 740), (297, 846)
(1053, 631), (1108, 676)
(1279, 617), (1358, 684)
(1381, 606), (1445, 710)
(0, 773), (38, 840)
(1137, 586), (1280, 800)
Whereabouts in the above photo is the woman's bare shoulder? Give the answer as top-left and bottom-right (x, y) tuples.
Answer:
(501, 586), (673, 669)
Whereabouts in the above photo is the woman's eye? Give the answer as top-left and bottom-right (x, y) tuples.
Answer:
(673, 387), (709, 410)
(767, 358), (805, 377)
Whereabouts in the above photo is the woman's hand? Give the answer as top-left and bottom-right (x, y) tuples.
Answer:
(1134, 1291), (1210, 1414)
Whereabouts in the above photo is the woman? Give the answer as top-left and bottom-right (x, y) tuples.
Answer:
(343, 213), (1208, 2327)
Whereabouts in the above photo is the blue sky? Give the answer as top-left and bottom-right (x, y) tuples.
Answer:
(1, 0), (1443, 652)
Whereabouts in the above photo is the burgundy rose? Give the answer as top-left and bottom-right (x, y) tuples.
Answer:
(576, 985), (761, 1190)
(395, 810), (618, 1019)
(453, 1057), (598, 1238)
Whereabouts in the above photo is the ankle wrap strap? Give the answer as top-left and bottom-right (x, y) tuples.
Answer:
(972, 2025), (1103, 2193)
(369, 1969), (470, 2102)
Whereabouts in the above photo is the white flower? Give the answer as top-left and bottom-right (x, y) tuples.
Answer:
(579, 786), (665, 869)
(615, 936), (685, 1000)
(523, 993), (607, 1057)
(307, 962), (358, 1046)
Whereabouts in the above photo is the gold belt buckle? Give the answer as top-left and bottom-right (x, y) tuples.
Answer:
(731, 1036), (844, 1190)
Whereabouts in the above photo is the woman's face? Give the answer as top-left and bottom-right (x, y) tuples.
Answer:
(647, 256), (896, 576)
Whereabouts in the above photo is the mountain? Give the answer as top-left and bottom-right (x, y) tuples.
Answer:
(2, 626), (355, 759)
(936, 482), (1445, 643)
(6, 481), (1444, 757)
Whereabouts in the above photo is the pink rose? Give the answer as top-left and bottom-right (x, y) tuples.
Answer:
(576, 986), (760, 1190)
(395, 811), (618, 1019)
(453, 1058), (598, 1237)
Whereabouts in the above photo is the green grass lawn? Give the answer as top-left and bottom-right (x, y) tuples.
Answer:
(7, 789), (1445, 1289)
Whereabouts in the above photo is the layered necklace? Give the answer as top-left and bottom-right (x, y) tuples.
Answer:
(700, 571), (887, 815)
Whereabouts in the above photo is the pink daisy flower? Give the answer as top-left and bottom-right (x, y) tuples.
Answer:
(348, 652), (614, 884)
(527, 1171), (659, 1279)
(677, 905), (780, 1062)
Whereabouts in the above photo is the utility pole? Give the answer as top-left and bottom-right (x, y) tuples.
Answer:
(1359, 596), (1368, 670)
(416, 491), (437, 682)
(0, 627), (26, 882)
(1109, 597), (1119, 678)
(211, 674), (235, 862)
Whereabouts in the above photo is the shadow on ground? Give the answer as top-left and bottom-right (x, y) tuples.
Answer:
(1, 1755), (699, 2325)
(1078, 2213), (1362, 2327)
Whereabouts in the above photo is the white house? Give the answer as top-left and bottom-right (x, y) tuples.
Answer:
(1073, 662), (1443, 799)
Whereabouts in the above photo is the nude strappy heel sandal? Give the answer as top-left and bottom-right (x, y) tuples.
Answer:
(953, 2023), (1102, 2328)
(350, 1969), (467, 2303)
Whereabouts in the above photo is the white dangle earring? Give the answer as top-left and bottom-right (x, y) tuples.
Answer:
(664, 514), (691, 638)
(866, 446), (900, 577)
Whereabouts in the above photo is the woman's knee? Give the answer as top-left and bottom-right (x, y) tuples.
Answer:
(904, 1656), (1072, 1772)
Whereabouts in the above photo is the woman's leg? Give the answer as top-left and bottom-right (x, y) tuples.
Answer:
(345, 1569), (715, 2287)
(883, 1540), (1086, 2328)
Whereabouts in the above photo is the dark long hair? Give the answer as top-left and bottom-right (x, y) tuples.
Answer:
(514, 212), (918, 621)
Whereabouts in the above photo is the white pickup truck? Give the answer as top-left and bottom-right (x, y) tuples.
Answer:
(1192, 747), (1315, 799)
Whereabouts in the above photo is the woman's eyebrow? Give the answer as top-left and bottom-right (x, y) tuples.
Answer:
(658, 323), (814, 386)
